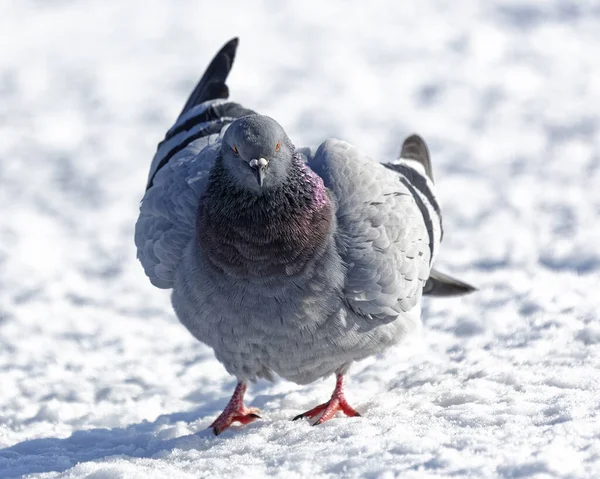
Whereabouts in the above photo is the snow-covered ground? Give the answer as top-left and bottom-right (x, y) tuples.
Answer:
(2, 0), (600, 477)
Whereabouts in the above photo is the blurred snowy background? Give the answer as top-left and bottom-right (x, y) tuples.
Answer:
(1, 0), (600, 477)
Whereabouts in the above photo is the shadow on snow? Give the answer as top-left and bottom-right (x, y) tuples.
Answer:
(0, 391), (275, 478)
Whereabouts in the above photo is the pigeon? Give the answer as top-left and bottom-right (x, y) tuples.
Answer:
(135, 38), (475, 436)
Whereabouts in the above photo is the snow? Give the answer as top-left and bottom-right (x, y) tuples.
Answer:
(1, 0), (600, 477)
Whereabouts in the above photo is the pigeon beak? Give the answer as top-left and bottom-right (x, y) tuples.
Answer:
(255, 167), (265, 187)
(249, 158), (269, 187)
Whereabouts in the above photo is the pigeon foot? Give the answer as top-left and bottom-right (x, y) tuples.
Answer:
(210, 382), (261, 435)
(292, 374), (360, 425)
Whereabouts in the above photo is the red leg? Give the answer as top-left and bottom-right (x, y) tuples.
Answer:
(210, 381), (261, 435)
(293, 374), (360, 425)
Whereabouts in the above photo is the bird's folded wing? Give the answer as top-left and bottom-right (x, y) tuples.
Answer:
(309, 139), (431, 322)
(134, 136), (220, 288)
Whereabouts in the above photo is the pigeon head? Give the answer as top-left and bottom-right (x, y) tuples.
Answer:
(221, 115), (294, 192)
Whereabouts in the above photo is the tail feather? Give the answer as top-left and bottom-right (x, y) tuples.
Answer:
(400, 134), (434, 182)
(179, 37), (239, 117)
(423, 268), (477, 297)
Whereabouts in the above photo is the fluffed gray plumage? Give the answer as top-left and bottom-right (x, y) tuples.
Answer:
(134, 38), (475, 433)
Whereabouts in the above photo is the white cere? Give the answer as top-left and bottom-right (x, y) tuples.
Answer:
(250, 158), (269, 168)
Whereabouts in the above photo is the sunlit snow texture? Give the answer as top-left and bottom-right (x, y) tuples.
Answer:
(2, 1), (600, 478)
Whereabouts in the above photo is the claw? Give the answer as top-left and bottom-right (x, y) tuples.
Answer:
(209, 382), (261, 435)
(293, 402), (328, 421)
(292, 374), (360, 425)
(211, 408), (261, 436)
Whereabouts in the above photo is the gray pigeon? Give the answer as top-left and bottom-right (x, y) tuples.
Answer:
(135, 38), (475, 435)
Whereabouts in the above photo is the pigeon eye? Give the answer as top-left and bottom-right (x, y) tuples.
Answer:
(232, 145), (239, 155)
(275, 141), (281, 152)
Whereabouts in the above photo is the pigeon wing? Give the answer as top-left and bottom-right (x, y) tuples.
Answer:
(135, 38), (254, 289)
(135, 136), (219, 289)
(309, 139), (433, 322)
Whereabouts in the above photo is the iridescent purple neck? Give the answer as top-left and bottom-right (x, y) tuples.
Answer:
(296, 158), (329, 210)
(196, 155), (333, 280)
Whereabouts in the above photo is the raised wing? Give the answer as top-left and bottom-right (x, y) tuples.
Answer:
(309, 139), (435, 322)
(135, 38), (255, 289)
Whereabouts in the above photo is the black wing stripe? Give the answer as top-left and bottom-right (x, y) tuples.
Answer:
(165, 102), (255, 143)
(147, 121), (224, 190)
(147, 102), (256, 190)
(384, 164), (441, 218)
(383, 163), (443, 240)
(398, 177), (435, 265)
